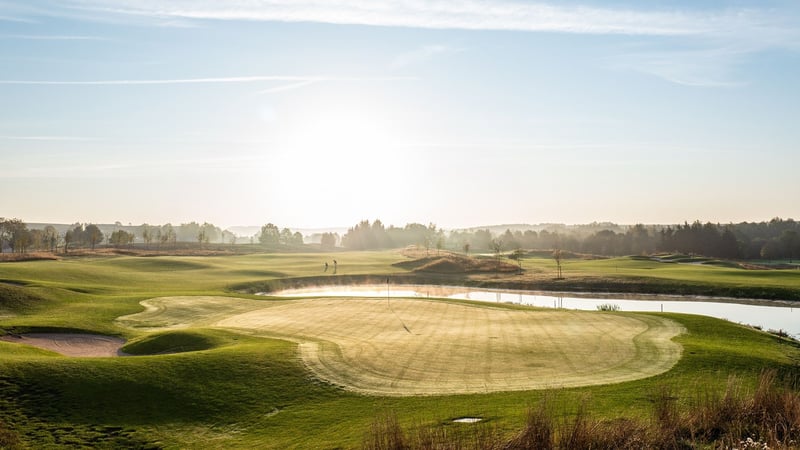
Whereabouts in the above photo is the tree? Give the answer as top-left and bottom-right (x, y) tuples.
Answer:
(0, 219), (28, 253)
(463, 242), (470, 255)
(84, 224), (104, 249)
(719, 227), (740, 259)
(109, 230), (134, 247)
(43, 225), (59, 252)
(259, 223), (280, 245)
(141, 224), (153, 248)
(553, 249), (564, 279)
(28, 228), (44, 252)
(501, 229), (519, 251)
(199, 222), (219, 244)
(472, 229), (492, 251)
(509, 249), (524, 273)
(0, 219), (9, 253)
(160, 224), (176, 247)
(280, 228), (294, 245)
(781, 230), (798, 262)
(760, 240), (782, 260)
(63, 229), (74, 253)
(491, 238), (503, 259)
(9, 220), (30, 253)
(320, 232), (338, 250)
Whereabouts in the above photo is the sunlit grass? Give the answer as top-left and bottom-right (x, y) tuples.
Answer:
(0, 250), (798, 448)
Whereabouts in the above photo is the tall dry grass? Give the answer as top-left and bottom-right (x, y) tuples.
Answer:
(364, 371), (800, 450)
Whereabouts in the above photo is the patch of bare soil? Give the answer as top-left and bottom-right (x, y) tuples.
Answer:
(0, 333), (126, 357)
(395, 254), (520, 274)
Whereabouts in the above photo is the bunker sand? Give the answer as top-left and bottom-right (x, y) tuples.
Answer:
(0, 333), (125, 357)
(122, 296), (685, 395)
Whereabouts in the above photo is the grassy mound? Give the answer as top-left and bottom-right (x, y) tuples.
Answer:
(395, 255), (520, 273)
(0, 284), (47, 313)
(122, 329), (230, 355)
(107, 258), (211, 272)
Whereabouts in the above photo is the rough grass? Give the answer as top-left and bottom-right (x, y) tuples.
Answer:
(0, 284), (49, 313)
(363, 370), (800, 450)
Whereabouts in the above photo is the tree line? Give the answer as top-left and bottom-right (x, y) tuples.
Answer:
(340, 218), (800, 261)
(2, 216), (798, 261)
(0, 220), (246, 253)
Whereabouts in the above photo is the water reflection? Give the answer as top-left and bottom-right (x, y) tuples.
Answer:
(271, 285), (799, 339)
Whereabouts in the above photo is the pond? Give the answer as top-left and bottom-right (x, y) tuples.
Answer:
(271, 284), (800, 339)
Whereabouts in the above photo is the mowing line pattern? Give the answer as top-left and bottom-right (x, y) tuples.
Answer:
(122, 296), (685, 396)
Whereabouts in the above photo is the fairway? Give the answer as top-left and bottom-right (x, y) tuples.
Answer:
(120, 296), (684, 395)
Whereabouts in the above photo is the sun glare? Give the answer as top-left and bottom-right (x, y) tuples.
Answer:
(262, 101), (419, 224)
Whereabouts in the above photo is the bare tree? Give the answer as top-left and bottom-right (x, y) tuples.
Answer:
(141, 224), (153, 248)
(491, 238), (503, 259)
(509, 249), (525, 274)
(553, 249), (563, 279)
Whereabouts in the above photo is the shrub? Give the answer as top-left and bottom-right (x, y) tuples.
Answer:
(596, 303), (620, 312)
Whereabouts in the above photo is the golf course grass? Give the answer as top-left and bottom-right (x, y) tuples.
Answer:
(1, 250), (799, 448)
(119, 296), (684, 395)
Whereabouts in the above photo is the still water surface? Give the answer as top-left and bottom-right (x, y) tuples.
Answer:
(273, 284), (799, 339)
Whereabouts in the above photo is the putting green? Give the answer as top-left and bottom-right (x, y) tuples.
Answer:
(118, 296), (684, 395)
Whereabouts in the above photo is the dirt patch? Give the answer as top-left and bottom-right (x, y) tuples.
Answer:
(0, 333), (126, 357)
(395, 255), (520, 274)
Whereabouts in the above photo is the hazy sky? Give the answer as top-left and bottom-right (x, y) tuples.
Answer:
(1, 1), (798, 229)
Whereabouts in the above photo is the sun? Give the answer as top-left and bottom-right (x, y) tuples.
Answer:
(261, 98), (421, 225)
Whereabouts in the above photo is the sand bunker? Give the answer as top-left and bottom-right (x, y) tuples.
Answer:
(0, 333), (126, 357)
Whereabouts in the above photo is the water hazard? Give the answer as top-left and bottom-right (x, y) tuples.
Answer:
(271, 285), (800, 339)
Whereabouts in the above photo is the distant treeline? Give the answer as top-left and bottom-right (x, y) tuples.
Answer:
(341, 218), (800, 261)
(2, 217), (798, 261)
(0, 219), (305, 253)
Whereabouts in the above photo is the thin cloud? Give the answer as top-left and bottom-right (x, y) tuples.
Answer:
(0, 75), (415, 86)
(55, 0), (797, 41)
(0, 14), (37, 23)
(0, 75), (317, 85)
(391, 45), (458, 70)
(2, 154), (272, 179)
(0, 34), (107, 40)
(0, 135), (101, 141)
(257, 79), (320, 94)
(609, 46), (751, 88)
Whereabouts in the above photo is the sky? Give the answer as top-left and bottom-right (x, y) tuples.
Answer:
(1, 0), (798, 230)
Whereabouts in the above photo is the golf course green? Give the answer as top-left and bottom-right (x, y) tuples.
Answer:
(1, 250), (799, 448)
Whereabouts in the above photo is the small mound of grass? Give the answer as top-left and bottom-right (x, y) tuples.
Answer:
(702, 260), (741, 268)
(0, 284), (48, 313)
(122, 329), (230, 355)
(109, 258), (210, 272)
(232, 269), (287, 277)
(395, 255), (520, 274)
